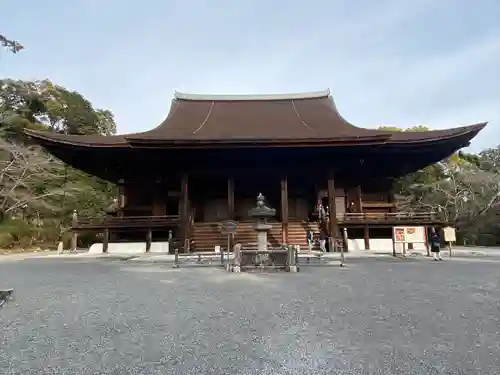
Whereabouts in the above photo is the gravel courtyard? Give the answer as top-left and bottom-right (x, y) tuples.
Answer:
(1, 256), (499, 374)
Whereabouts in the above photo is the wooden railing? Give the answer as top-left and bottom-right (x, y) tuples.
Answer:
(73, 215), (181, 230)
(337, 212), (442, 223)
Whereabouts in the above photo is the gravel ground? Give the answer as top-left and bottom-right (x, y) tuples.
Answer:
(1, 257), (500, 374)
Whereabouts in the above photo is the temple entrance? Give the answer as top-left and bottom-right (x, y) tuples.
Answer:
(234, 172), (281, 221)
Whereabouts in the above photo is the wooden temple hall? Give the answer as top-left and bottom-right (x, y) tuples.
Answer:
(26, 89), (486, 253)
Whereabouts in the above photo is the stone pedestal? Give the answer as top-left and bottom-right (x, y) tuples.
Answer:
(255, 220), (272, 252)
(228, 193), (299, 273)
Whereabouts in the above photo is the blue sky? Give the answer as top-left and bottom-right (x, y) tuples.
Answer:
(1, 0), (499, 151)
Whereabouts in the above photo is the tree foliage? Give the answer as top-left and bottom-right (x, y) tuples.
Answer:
(0, 34), (23, 53)
(0, 78), (116, 249)
(381, 126), (500, 245)
(0, 79), (116, 140)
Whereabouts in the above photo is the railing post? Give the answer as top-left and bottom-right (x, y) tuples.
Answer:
(103, 228), (109, 253)
(70, 210), (78, 252)
(145, 228), (152, 252)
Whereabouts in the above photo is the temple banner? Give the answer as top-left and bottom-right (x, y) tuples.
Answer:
(393, 226), (425, 243)
(443, 227), (456, 242)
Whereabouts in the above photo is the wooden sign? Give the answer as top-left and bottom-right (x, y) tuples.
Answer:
(220, 220), (238, 235)
(443, 227), (456, 242)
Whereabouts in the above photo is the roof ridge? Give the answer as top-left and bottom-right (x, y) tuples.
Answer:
(174, 89), (331, 101)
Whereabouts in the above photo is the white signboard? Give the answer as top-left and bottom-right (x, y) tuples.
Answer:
(443, 227), (456, 242)
(393, 226), (425, 244)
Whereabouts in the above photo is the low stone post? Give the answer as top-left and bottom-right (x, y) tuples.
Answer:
(57, 240), (64, 255)
(145, 228), (152, 252)
(173, 247), (179, 268)
(70, 210), (78, 252)
(287, 245), (298, 272)
(233, 243), (242, 273)
(168, 229), (173, 254)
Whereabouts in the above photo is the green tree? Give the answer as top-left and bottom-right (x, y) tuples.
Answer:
(0, 79), (117, 140)
(0, 78), (117, 247)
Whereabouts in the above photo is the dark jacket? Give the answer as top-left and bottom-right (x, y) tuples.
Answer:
(429, 232), (440, 251)
(307, 230), (314, 242)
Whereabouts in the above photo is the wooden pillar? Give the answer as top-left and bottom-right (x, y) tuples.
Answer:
(228, 177), (235, 220)
(181, 175), (189, 217)
(103, 228), (109, 253)
(363, 225), (370, 250)
(117, 179), (125, 218)
(355, 184), (363, 213)
(388, 179), (396, 213)
(388, 190), (396, 213)
(327, 171), (338, 251)
(281, 174), (289, 245)
(146, 228), (152, 252)
(181, 174), (189, 253)
(70, 210), (78, 252)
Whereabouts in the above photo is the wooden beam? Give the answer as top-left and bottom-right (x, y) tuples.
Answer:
(388, 184), (396, 213)
(327, 171), (339, 251)
(281, 174), (289, 244)
(363, 225), (370, 250)
(181, 174), (189, 218)
(355, 184), (363, 213)
(118, 183), (125, 218)
(228, 177), (235, 220)
(146, 228), (152, 252)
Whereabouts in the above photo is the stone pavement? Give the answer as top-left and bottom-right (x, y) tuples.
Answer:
(2, 246), (500, 265)
(1, 255), (500, 374)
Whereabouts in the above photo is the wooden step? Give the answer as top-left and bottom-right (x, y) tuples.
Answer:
(191, 220), (337, 252)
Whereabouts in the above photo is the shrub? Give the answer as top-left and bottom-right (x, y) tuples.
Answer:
(0, 219), (34, 245)
(0, 232), (14, 248)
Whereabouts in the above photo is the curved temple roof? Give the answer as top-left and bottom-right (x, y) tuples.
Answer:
(24, 89), (487, 149)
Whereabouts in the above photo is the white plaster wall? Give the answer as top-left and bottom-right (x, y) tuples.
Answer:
(369, 238), (394, 252)
(88, 241), (169, 254)
(347, 238), (365, 251)
(346, 226), (428, 253)
(369, 239), (427, 253)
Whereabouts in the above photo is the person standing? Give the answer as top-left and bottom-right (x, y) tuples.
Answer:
(316, 199), (326, 222)
(319, 227), (327, 253)
(307, 229), (314, 253)
(347, 200), (356, 213)
(429, 228), (442, 261)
